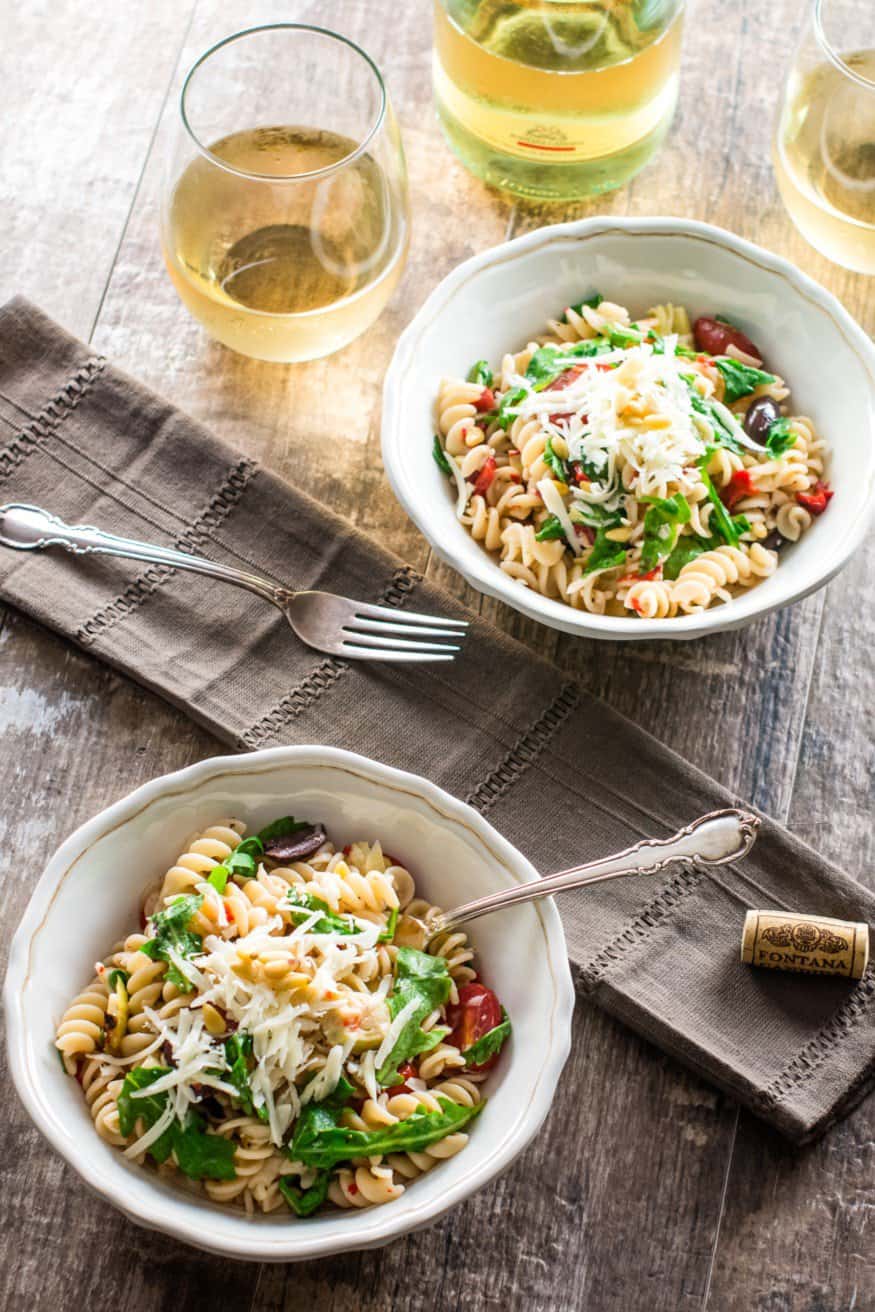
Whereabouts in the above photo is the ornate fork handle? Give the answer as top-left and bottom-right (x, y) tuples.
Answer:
(0, 502), (288, 607)
(429, 808), (760, 936)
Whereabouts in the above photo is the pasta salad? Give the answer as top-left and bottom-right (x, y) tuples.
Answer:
(55, 817), (510, 1216)
(433, 297), (831, 618)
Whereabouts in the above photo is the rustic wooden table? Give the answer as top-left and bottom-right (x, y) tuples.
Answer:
(1, 2), (872, 1309)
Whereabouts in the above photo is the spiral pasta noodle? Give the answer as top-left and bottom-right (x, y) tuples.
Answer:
(55, 817), (510, 1217)
(433, 297), (830, 619)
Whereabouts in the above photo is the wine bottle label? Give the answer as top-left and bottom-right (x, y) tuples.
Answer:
(740, 910), (869, 980)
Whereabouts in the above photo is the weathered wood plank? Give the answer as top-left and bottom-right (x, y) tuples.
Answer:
(0, 4), (258, 1309)
(1, 0), (873, 1309)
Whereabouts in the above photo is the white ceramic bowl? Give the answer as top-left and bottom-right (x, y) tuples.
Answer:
(382, 217), (875, 641)
(5, 745), (573, 1262)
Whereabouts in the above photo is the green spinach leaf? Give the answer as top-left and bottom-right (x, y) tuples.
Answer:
(640, 494), (691, 572)
(117, 1067), (236, 1180)
(466, 360), (493, 388)
(432, 434), (452, 475)
(765, 417), (797, 458)
(563, 292), (602, 321)
(583, 528), (629, 576)
(714, 358), (776, 403)
(287, 888), (360, 937)
(698, 464), (742, 547)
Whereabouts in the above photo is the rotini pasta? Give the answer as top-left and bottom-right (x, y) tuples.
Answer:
(434, 298), (831, 618)
(56, 816), (510, 1218)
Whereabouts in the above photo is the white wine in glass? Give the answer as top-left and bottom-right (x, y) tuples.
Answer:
(773, 1), (875, 274)
(433, 0), (686, 201)
(162, 26), (410, 362)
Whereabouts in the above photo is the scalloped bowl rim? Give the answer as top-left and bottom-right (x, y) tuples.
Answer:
(382, 216), (875, 640)
(4, 745), (574, 1262)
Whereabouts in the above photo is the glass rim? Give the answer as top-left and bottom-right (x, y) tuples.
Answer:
(814, 0), (875, 90)
(179, 22), (388, 183)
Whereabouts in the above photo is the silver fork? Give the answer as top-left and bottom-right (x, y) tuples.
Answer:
(0, 503), (468, 663)
(423, 808), (760, 939)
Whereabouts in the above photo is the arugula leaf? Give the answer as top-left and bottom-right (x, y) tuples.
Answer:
(543, 437), (569, 483)
(279, 1171), (331, 1217)
(258, 816), (309, 844)
(640, 494), (691, 572)
(684, 380), (743, 454)
(663, 535), (715, 580)
(140, 894), (204, 990)
(117, 1067), (176, 1163)
(466, 360), (493, 388)
(495, 384), (528, 430)
(563, 291), (602, 321)
(698, 464), (742, 547)
(765, 417), (797, 458)
(107, 968), (129, 991)
(535, 514), (565, 542)
(584, 528), (629, 576)
(647, 328), (665, 354)
(172, 1113), (237, 1180)
(224, 1032), (268, 1122)
(378, 906), (399, 943)
(433, 434), (452, 475)
(377, 948), (453, 1086)
(321, 1074), (357, 1109)
(715, 358), (776, 403)
(117, 1068), (237, 1180)
(462, 1009), (511, 1066)
(289, 1096), (484, 1170)
(287, 887), (360, 936)
(572, 500), (624, 529)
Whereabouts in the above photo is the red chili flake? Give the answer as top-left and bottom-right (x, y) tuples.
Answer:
(342, 845), (351, 856)
(575, 524), (595, 545)
(475, 387), (495, 412)
(618, 565), (661, 587)
(570, 463), (589, 486)
(509, 471), (522, 483)
(721, 469), (756, 510)
(629, 594), (645, 615)
(796, 481), (833, 515)
(348, 1181), (359, 1196)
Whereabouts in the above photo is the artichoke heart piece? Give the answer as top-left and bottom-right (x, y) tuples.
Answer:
(322, 994), (390, 1052)
(105, 975), (129, 1054)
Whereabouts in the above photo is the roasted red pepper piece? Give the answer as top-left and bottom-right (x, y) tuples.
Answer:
(471, 454), (497, 496)
(721, 468), (756, 510)
(796, 481), (833, 515)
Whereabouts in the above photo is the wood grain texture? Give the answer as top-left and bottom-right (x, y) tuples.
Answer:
(0, 1), (873, 1309)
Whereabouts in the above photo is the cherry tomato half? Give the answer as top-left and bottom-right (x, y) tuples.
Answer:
(693, 315), (762, 361)
(447, 982), (503, 1072)
(386, 1061), (418, 1098)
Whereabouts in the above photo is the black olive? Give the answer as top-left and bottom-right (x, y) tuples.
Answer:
(743, 397), (781, 444)
(263, 823), (327, 862)
(762, 530), (785, 552)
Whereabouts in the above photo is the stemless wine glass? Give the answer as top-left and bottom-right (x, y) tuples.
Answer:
(161, 24), (410, 363)
(773, 0), (875, 274)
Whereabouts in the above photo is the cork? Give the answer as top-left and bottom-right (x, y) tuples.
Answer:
(741, 910), (869, 980)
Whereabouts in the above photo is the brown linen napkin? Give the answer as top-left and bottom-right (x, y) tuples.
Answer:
(1, 296), (872, 1143)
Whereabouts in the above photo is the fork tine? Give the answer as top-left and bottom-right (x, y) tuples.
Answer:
(340, 645), (457, 663)
(341, 629), (461, 654)
(347, 616), (465, 639)
(353, 602), (469, 629)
